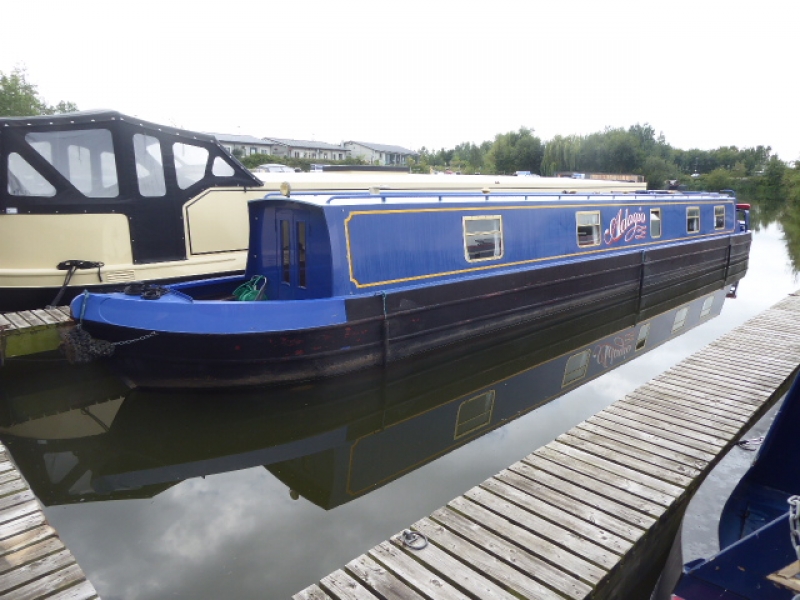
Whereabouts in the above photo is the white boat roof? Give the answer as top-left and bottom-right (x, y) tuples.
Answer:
(258, 188), (734, 208)
(251, 171), (644, 194)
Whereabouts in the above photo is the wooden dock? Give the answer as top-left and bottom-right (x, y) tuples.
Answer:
(0, 441), (99, 600)
(294, 292), (800, 600)
(0, 307), (72, 365)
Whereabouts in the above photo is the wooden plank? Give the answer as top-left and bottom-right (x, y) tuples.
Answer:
(447, 494), (608, 584)
(0, 490), (35, 513)
(387, 528), (518, 600)
(672, 362), (787, 394)
(693, 350), (798, 380)
(0, 548), (75, 594)
(659, 367), (775, 401)
(482, 474), (638, 547)
(577, 420), (711, 468)
(0, 563), (87, 600)
(346, 554), (426, 600)
(412, 517), (564, 599)
(0, 470), (23, 487)
(479, 477), (633, 553)
(547, 440), (686, 496)
(695, 344), (799, 368)
(615, 397), (738, 437)
(592, 410), (723, 456)
(628, 386), (752, 423)
(0, 537), (66, 576)
(0, 524), (57, 558)
(30, 309), (60, 326)
(534, 445), (677, 507)
(428, 506), (591, 600)
(368, 541), (468, 600)
(683, 354), (793, 381)
(0, 478), (27, 499)
(293, 584), (335, 600)
(43, 580), (99, 600)
(520, 454), (666, 519)
(463, 486), (621, 569)
(0, 313), (15, 331)
(15, 311), (47, 330)
(42, 307), (73, 324)
(643, 379), (759, 415)
(601, 405), (728, 449)
(561, 428), (701, 478)
(319, 570), (378, 600)
(650, 369), (767, 405)
(507, 460), (657, 529)
(0, 500), (41, 527)
(1, 313), (28, 330)
(0, 512), (47, 543)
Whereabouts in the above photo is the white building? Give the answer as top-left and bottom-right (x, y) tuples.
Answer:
(343, 141), (417, 166)
(211, 133), (284, 157)
(265, 138), (349, 161)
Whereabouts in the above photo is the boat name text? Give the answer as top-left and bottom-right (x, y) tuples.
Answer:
(604, 208), (647, 245)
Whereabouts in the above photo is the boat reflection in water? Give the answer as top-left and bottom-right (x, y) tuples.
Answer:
(0, 278), (735, 511)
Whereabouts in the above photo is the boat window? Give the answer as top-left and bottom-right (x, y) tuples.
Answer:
(281, 220), (291, 284)
(454, 390), (495, 439)
(133, 134), (166, 197)
(700, 295), (714, 317)
(173, 143), (209, 189)
(463, 216), (503, 262)
(212, 157), (235, 177)
(26, 129), (118, 198)
(714, 206), (725, 229)
(576, 211), (601, 247)
(297, 221), (307, 288)
(672, 306), (689, 332)
(686, 207), (700, 233)
(562, 349), (591, 387)
(7, 153), (56, 196)
(650, 209), (662, 238)
(635, 322), (651, 351)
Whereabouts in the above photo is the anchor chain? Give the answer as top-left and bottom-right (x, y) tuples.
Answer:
(60, 325), (158, 363)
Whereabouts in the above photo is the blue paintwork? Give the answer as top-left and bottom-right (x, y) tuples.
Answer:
(247, 191), (739, 298)
(72, 291), (348, 334)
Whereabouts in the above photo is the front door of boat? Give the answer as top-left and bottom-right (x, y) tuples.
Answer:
(277, 210), (310, 300)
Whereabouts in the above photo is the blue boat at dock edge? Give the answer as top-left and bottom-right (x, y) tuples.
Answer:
(69, 189), (751, 388)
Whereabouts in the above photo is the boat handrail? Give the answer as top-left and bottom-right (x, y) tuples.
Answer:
(259, 190), (735, 206)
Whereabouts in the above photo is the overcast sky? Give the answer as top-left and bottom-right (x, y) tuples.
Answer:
(3, 1), (797, 161)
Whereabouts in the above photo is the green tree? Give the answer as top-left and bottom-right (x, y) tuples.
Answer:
(485, 127), (543, 174)
(0, 67), (77, 117)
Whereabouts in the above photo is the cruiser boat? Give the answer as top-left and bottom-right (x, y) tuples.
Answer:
(0, 110), (642, 312)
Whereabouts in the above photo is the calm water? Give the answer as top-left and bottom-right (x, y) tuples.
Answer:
(1, 223), (797, 599)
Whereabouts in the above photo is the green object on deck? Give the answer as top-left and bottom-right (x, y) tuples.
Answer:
(233, 276), (267, 301)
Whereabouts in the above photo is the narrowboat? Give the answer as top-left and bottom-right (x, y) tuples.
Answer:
(67, 185), (751, 388)
(671, 372), (800, 600)
(0, 110), (641, 312)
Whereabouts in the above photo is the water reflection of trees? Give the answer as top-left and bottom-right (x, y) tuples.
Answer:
(741, 161), (800, 274)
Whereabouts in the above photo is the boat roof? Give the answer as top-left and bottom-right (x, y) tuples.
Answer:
(258, 188), (736, 208)
(252, 171), (647, 194)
